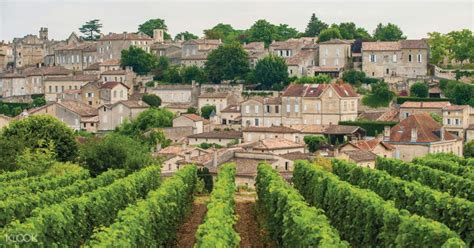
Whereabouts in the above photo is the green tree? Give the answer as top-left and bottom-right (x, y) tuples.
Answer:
(362, 81), (395, 107)
(79, 134), (154, 176)
(205, 42), (249, 83)
(79, 19), (102, 41)
(303, 135), (327, 153)
(464, 140), (474, 158)
(31, 96), (46, 108)
(0, 137), (24, 171)
(201, 105), (216, 119)
(186, 107), (198, 114)
(152, 56), (170, 81)
(204, 23), (236, 40)
(336, 22), (371, 40)
(121, 46), (157, 75)
(246, 19), (279, 47)
(142, 94), (162, 107)
(138, 18), (171, 39)
(410, 82), (429, 98)
(163, 66), (183, 83)
(2, 115), (78, 162)
(447, 29), (473, 64)
(174, 31), (198, 41)
(304, 13), (328, 37)
(276, 24), (300, 40)
(428, 32), (450, 66)
(373, 23), (406, 41)
(342, 70), (367, 85)
(294, 75), (331, 84)
(182, 66), (206, 83)
(16, 140), (56, 176)
(254, 55), (289, 90)
(318, 27), (343, 42)
(430, 113), (443, 125)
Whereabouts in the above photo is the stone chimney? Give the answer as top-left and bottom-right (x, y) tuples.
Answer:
(212, 148), (218, 167)
(410, 127), (418, 142)
(440, 126), (445, 141)
(383, 126), (390, 141)
(153, 29), (164, 43)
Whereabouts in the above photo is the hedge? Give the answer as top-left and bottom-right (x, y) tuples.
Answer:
(195, 163), (240, 247)
(89, 165), (197, 247)
(0, 170), (28, 183)
(293, 160), (465, 247)
(256, 163), (348, 247)
(332, 159), (473, 245)
(338, 120), (398, 136)
(376, 157), (474, 201)
(412, 157), (474, 180)
(396, 97), (453, 104)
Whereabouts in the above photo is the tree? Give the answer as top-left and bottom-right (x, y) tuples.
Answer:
(174, 31), (198, 41)
(2, 115), (78, 162)
(16, 141), (56, 176)
(142, 94), (162, 107)
(318, 27), (343, 42)
(121, 46), (157, 75)
(116, 108), (174, 137)
(430, 113), (443, 125)
(254, 55), (289, 90)
(152, 56), (170, 81)
(342, 70), (367, 85)
(79, 134), (154, 176)
(138, 18), (171, 39)
(246, 20), (279, 47)
(304, 13), (328, 37)
(182, 66), (206, 83)
(464, 140), (474, 158)
(201, 105), (216, 119)
(205, 42), (249, 83)
(0, 137), (24, 171)
(276, 24), (300, 40)
(79, 19), (102, 41)
(304, 135), (328, 153)
(410, 82), (429, 98)
(294, 75), (331, 84)
(362, 81), (395, 107)
(186, 107), (198, 114)
(335, 22), (371, 40)
(204, 23), (236, 40)
(163, 66), (183, 83)
(428, 32), (450, 66)
(197, 167), (213, 193)
(447, 29), (473, 64)
(373, 23), (406, 41)
(31, 96), (46, 108)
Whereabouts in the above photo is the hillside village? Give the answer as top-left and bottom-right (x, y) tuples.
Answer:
(0, 7), (473, 247)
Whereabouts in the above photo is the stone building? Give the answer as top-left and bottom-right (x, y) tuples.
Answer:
(12, 28), (52, 68)
(81, 81), (102, 107)
(0, 42), (14, 72)
(99, 81), (129, 104)
(54, 42), (97, 71)
(173, 113), (210, 134)
(385, 113), (463, 161)
(147, 82), (200, 106)
(98, 100), (148, 131)
(180, 39), (221, 68)
(316, 39), (352, 77)
(241, 97), (282, 127)
(187, 130), (242, 146)
(362, 39), (429, 78)
(442, 105), (471, 140)
(44, 74), (98, 101)
(97, 32), (152, 61)
(197, 92), (240, 116)
(399, 101), (451, 120)
(151, 43), (182, 65)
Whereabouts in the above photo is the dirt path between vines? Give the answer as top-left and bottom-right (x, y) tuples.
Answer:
(175, 196), (208, 248)
(235, 194), (274, 248)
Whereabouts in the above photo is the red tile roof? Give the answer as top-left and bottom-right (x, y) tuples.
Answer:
(389, 113), (457, 143)
(180, 113), (205, 122)
(188, 131), (242, 139)
(283, 83), (358, 98)
(350, 138), (395, 151)
(400, 101), (451, 109)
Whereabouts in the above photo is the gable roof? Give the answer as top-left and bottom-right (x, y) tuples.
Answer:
(179, 113), (206, 122)
(362, 41), (400, 51)
(100, 81), (130, 89)
(252, 138), (305, 150)
(400, 39), (428, 49)
(389, 113), (457, 143)
(319, 38), (351, 45)
(243, 125), (299, 134)
(283, 83), (358, 98)
(188, 131), (242, 139)
(342, 150), (377, 162)
(57, 100), (98, 117)
(98, 32), (152, 41)
(114, 100), (149, 109)
(221, 105), (241, 113)
(242, 97), (281, 105)
(400, 101), (451, 109)
(285, 50), (315, 66)
(349, 138), (395, 151)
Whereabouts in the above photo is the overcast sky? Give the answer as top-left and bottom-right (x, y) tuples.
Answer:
(0, 0), (472, 42)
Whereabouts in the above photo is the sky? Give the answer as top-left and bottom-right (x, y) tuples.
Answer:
(0, 0), (472, 42)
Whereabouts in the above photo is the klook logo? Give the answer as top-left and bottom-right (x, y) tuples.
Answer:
(4, 233), (38, 243)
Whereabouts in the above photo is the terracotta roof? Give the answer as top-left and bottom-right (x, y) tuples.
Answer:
(100, 59), (121, 66)
(289, 124), (326, 134)
(116, 100), (148, 109)
(101, 70), (126, 75)
(319, 39), (351, 44)
(221, 105), (240, 113)
(400, 39), (428, 49)
(389, 113), (457, 143)
(443, 105), (469, 111)
(56, 42), (96, 52)
(270, 41), (304, 50)
(57, 100), (98, 117)
(84, 62), (100, 71)
(342, 150), (377, 162)
(362, 41), (400, 51)
(400, 101), (451, 109)
(324, 125), (364, 135)
(244, 42), (265, 50)
(179, 113), (206, 122)
(331, 83), (358, 97)
(198, 92), (229, 98)
(44, 74), (98, 81)
(183, 39), (221, 45)
(284, 83), (358, 98)
(252, 138), (305, 150)
(100, 81), (130, 89)
(188, 131), (242, 139)
(350, 138), (395, 151)
(282, 84), (307, 97)
(243, 125), (299, 134)
(285, 50), (315, 66)
(242, 97), (281, 105)
(99, 32), (152, 41)
(22, 66), (71, 76)
(358, 109), (399, 122)
(279, 151), (312, 161)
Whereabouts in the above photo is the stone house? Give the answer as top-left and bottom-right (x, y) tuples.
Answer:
(97, 32), (152, 61)
(181, 39), (221, 68)
(12, 28), (51, 68)
(285, 50), (317, 77)
(219, 104), (241, 126)
(44, 74), (98, 101)
(81, 81), (102, 107)
(241, 137), (306, 155)
(337, 150), (377, 168)
(187, 130), (242, 146)
(98, 100), (149, 131)
(362, 39), (428, 78)
(316, 39), (352, 77)
(442, 105), (471, 140)
(158, 145), (210, 176)
(163, 102), (194, 115)
(54, 42), (97, 71)
(99, 81), (129, 104)
(241, 97), (282, 127)
(0, 42), (14, 72)
(197, 92), (240, 116)
(339, 137), (396, 158)
(243, 125), (301, 144)
(147, 82), (200, 105)
(173, 113), (210, 134)
(399, 101), (451, 120)
(100, 67), (136, 91)
(269, 40), (306, 58)
(151, 43), (182, 65)
(385, 113), (463, 161)
(466, 125), (474, 142)
(55, 100), (98, 132)
(244, 42), (267, 68)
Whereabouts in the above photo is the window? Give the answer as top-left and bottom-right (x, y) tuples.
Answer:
(328, 89), (333, 97)
(370, 54), (376, 62)
(245, 105), (250, 114)
(303, 104), (307, 111)
(55, 86), (58, 92)
(322, 59), (326, 66)
(286, 104), (290, 112)
(255, 105), (259, 113)
(87, 92), (93, 97)
(392, 54), (397, 62)
(285, 162), (289, 171)
(408, 54), (412, 62)
(113, 90), (117, 98)
(266, 105), (270, 113)
(120, 90), (123, 98)
(335, 59), (339, 66)
(49, 86), (52, 93)
(417, 53), (422, 63)
(343, 101), (347, 111)
(255, 118), (259, 126)
(386, 68), (390, 75)
(336, 48), (340, 56)
(455, 119), (460, 125)
(294, 103), (299, 113)
(315, 102), (321, 112)
(447, 118), (451, 125)
(275, 106), (279, 113)
(325, 48), (328, 56)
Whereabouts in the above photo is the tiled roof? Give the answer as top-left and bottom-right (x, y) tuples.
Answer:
(58, 100), (98, 117)
(362, 41), (400, 51)
(183, 39), (221, 45)
(358, 109), (399, 122)
(100, 81), (130, 89)
(188, 131), (242, 139)
(331, 83), (358, 97)
(84, 62), (100, 71)
(319, 39), (351, 44)
(101, 70), (126, 75)
(279, 151), (312, 161)
(180, 113), (206, 122)
(285, 50), (315, 66)
(389, 113), (457, 143)
(22, 66), (71, 76)
(282, 84), (307, 97)
(350, 138), (395, 151)
(400, 39), (428, 49)
(56, 42), (96, 52)
(342, 150), (377, 162)
(443, 105), (469, 111)
(289, 124), (325, 134)
(252, 138), (305, 150)
(244, 42), (265, 51)
(242, 97), (281, 105)
(243, 125), (299, 134)
(198, 92), (229, 98)
(324, 125), (364, 135)
(116, 100), (149, 109)
(221, 105), (241, 113)
(100, 59), (121, 66)
(44, 74), (98, 81)
(283, 83), (358, 98)
(270, 41), (304, 50)
(99, 32), (152, 41)
(400, 101), (451, 109)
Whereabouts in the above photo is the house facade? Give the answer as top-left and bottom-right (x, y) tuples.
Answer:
(173, 114), (210, 134)
(44, 74), (98, 101)
(399, 101), (451, 120)
(241, 97), (282, 127)
(98, 100), (148, 131)
(97, 32), (152, 61)
(99, 81), (129, 104)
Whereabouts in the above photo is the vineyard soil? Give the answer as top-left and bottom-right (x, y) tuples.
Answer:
(175, 196), (208, 248)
